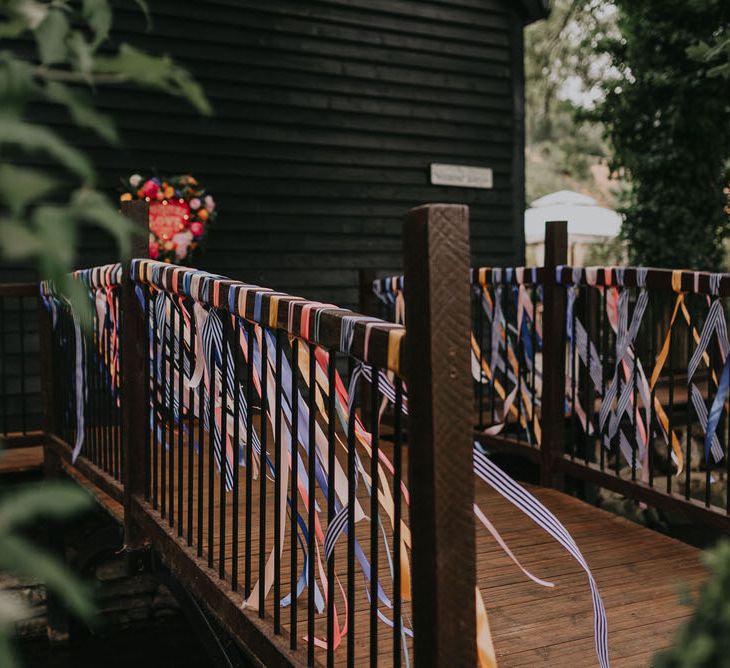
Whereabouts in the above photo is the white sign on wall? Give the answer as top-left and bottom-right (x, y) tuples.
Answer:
(430, 163), (493, 189)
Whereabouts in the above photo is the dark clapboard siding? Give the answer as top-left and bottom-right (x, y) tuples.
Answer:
(5, 0), (540, 311)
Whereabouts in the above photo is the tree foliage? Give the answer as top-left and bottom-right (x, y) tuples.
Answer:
(0, 0), (211, 313)
(0, 476), (94, 667)
(654, 540), (730, 667)
(595, 0), (730, 269)
(524, 0), (620, 206)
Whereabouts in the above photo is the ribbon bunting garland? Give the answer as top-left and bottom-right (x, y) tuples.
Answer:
(43, 259), (615, 667)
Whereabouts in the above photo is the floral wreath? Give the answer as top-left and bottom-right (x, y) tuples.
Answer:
(120, 173), (216, 264)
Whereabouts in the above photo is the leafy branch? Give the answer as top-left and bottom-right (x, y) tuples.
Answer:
(0, 0), (211, 313)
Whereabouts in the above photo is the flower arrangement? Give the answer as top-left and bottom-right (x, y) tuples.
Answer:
(120, 173), (216, 264)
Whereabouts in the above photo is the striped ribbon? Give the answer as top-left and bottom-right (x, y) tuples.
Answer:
(474, 448), (610, 668)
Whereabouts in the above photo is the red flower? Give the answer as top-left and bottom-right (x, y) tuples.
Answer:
(190, 221), (204, 237)
(149, 241), (159, 259)
(142, 179), (159, 199)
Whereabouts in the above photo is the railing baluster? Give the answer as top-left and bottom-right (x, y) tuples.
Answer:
(207, 305), (216, 568)
(197, 310), (205, 558)
(393, 377), (403, 667)
(177, 297), (185, 537)
(369, 365), (379, 667)
(346, 363), (356, 667)
(274, 329), (283, 633)
(245, 319), (254, 597)
(160, 294), (167, 519)
(168, 296), (176, 527)
(667, 302), (675, 496)
(259, 326), (268, 617)
(219, 308), (229, 579)
(290, 336), (299, 649)
(307, 342), (316, 667)
(475, 289), (484, 429)
(151, 290), (159, 511)
(187, 298), (195, 544)
(326, 350), (336, 667)
(116, 290), (123, 482)
(685, 301), (693, 501)
(569, 289), (577, 460)
(530, 282), (538, 446)
(648, 296), (656, 487)
(631, 288), (639, 482)
(232, 315), (241, 590)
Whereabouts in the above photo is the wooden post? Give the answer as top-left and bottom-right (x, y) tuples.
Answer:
(38, 293), (59, 477)
(120, 200), (149, 548)
(540, 220), (568, 488)
(402, 204), (476, 666)
(358, 269), (379, 318)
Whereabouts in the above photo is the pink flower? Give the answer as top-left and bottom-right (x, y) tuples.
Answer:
(204, 195), (215, 213)
(190, 221), (204, 237)
(173, 231), (193, 261)
(189, 197), (201, 210)
(142, 179), (159, 199)
(149, 241), (159, 259)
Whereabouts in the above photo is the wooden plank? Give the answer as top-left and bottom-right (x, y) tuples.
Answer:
(53, 372), (704, 666)
(47, 434), (123, 504)
(1, 431), (44, 449)
(0, 445), (43, 474)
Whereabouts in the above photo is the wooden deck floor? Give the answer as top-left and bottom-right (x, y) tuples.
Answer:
(70, 433), (705, 667)
(0, 444), (43, 474)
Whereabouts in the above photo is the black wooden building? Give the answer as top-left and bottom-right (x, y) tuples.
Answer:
(68, 0), (548, 306)
(1, 0), (548, 434)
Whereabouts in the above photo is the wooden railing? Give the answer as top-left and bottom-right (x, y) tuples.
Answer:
(370, 221), (730, 533)
(40, 264), (124, 501)
(38, 203), (479, 666)
(0, 282), (43, 449)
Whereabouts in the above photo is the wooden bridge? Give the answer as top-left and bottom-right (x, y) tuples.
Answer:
(5, 203), (725, 667)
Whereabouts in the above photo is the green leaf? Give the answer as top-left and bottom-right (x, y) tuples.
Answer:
(0, 220), (42, 260)
(0, 56), (36, 119)
(0, 165), (59, 215)
(0, 118), (94, 183)
(56, 274), (93, 330)
(0, 482), (92, 532)
(67, 31), (94, 80)
(0, 17), (28, 38)
(131, 0), (152, 30)
(8, 0), (48, 30)
(0, 534), (95, 621)
(44, 81), (118, 143)
(95, 44), (212, 115)
(71, 188), (140, 259)
(34, 8), (69, 65)
(0, 633), (19, 668)
(32, 204), (77, 267)
(82, 0), (112, 48)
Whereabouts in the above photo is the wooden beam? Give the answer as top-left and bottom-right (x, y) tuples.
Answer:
(130, 499), (306, 667)
(402, 203), (476, 666)
(540, 220), (568, 488)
